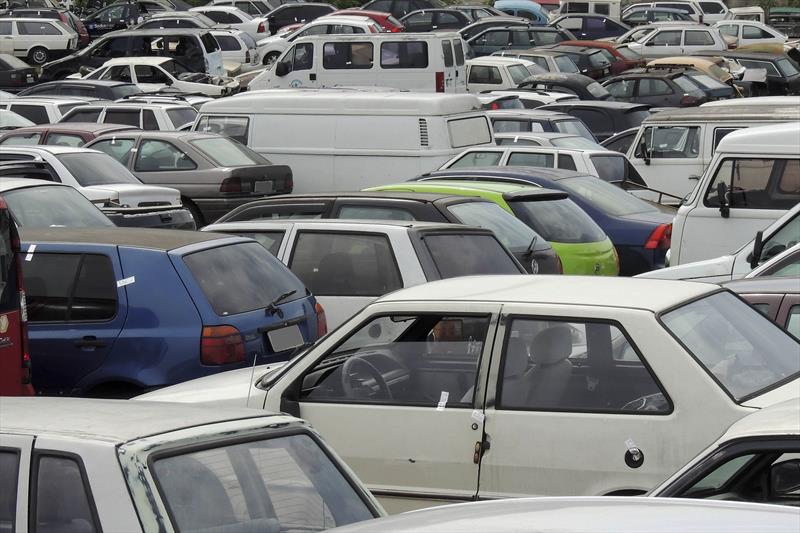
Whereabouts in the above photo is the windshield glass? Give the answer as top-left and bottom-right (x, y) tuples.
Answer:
(661, 291), (800, 401)
(559, 176), (655, 216)
(446, 201), (540, 251)
(162, 60), (191, 76)
(689, 73), (728, 89)
(424, 233), (522, 277)
(554, 119), (596, 141)
(167, 107), (199, 128)
(509, 64), (533, 84)
(56, 152), (141, 186)
(190, 137), (268, 166)
(589, 154), (626, 182)
(152, 433), (375, 532)
(776, 57), (799, 77)
(586, 81), (612, 99)
(551, 136), (604, 149)
(509, 197), (606, 243)
(4, 186), (113, 228)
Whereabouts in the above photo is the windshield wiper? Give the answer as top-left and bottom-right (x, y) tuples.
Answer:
(265, 290), (296, 318)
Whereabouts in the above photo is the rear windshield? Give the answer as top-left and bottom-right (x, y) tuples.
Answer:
(183, 241), (306, 316)
(615, 45), (641, 60)
(167, 107), (198, 129)
(586, 81), (611, 99)
(190, 137), (268, 166)
(448, 116), (492, 148)
(56, 152), (141, 187)
(673, 75), (706, 97)
(589, 154), (626, 182)
(111, 84), (142, 99)
(3, 186), (113, 228)
(776, 57), (799, 77)
(508, 64), (532, 84)
(554, 55), (580, 73)
(446, 201), (540, 251)
(424, 233), (522, 277)
(554, 119), (596, 141)
(588, 51), (611, 69)
(559, 175), (655, 216)
(689, 73), (728, 89)
(196, 115), (249, 144)
(509, 197), (606, 243)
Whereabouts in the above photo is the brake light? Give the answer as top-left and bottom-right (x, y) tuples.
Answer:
(258, 21), (266, 33)
(680, 94), (699, 106)
(315, 302), (327, 338)
(201, 325), (246, 365)
(490, 102), (500, 110)
(245, 50), (251, 63)
(435, 71), (445, 93)
(220, 177), (254, 193)
(644, 223), (672, 250)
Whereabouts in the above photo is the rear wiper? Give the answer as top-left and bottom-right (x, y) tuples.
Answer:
(265, 290), (297, 318)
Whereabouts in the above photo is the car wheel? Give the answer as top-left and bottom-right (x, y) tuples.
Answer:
(263, 51), (280, 67)
(28, 47), (49, 65)
(183, 198), (205, 227)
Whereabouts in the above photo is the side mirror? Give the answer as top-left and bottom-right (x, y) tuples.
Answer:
(639, 139), (650, 165)
(275, 61), (290, 77)
(717, 181), (730, 218)
(78, 66), (92, 76)
(771, 459), (800, 498)
(749, 230), (763, 269)
(645, 40), (655, 46)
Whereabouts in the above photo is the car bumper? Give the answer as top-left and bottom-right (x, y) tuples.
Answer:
(106, 208), (196, 230)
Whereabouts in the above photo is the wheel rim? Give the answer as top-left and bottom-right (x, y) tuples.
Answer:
(32, 50), (46, 63)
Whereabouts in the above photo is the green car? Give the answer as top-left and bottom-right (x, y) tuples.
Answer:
(369, 181), (619, 276)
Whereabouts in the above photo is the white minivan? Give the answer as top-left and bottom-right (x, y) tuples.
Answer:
(0, 17), (78, 65)
(668, 122), (800, 266)
(193, 89), (494, 192)
(248, 32), (468, 92)
(554, 0), (621, 19)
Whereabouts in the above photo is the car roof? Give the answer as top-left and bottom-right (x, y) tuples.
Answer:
(91, 130), (217, 141)
(541, 100), (650, 111)
(717, 398), (800, 441)
(494, 131), (579, 139)
(0, 123), (138, 134)
(626, 6), (691, 12)
(0, 397), (288, 444)
(0, 145), (100, 155)
(246, 191), (496, 203)
(74, 102), (193, 110)
(37, 79), (134, 88)
(714, 121), (800, 155)
(468, 56), (536, 66)
(100, 57), (174, 67)
(425, 166), (587, 181)
(208, 219), (483, 232)
(722, 276), (800, 295)
(522, 72), (593, 84)
(378, 275), (717, 312)
(707, 51), (785, 60)
(486, 109), (573, 119)
(106, 27), (212, 36)
(21, 227), (236, 251)
(613, 69), (690, 79)
(642, 105), (800, 123)
(0, 178), (70, 193)
(0, 96), (102, 104)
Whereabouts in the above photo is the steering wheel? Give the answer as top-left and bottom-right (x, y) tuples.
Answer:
(341, 356), (392, 400)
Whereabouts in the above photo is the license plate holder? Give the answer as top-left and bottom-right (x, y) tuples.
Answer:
(265, 324), (304, 353)
(255, 180), (273, 194)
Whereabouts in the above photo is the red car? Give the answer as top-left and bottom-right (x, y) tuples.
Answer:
(560, 40), (645, 75)
(0, 123), (140, 148)
(332, 9), (405, 32)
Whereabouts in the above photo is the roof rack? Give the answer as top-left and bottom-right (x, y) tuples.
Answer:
(116, 90), (208, 102)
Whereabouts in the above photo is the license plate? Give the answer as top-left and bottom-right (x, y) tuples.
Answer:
(254, 180), (273, 194)
(266, 324), (304, 353)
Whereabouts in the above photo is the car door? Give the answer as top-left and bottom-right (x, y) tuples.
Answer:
(264, 304), (500, 513)
(0, 434), (33, 530)
(643, 29), (683, 57)
(0, 21), (13, 55)
(683, 28), (717, 54)
(22, 247), (127, 394)
(629, 123), (702, 197)
(633, 77), (676, 106)
(470, 30), (509, 57)
(477, 304), (739, 498)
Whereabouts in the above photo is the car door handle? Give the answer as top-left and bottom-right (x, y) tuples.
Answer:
(75, 336), (107, 348)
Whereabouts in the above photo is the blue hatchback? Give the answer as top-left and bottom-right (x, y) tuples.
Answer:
(415, 167), (673, 276)
(21, 228), (325, 397)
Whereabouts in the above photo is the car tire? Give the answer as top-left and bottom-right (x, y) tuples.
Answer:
(263, 51), (280, 67)
(28, 47), (49, 65)
(183, 198), (205, 227)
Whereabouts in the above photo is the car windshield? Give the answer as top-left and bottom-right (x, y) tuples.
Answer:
(111, 84), (143, 99)
(586, 81), (612, 99)
(551, 136), (604, 149)
(509, 64), (534, 84)
(167, 108), (199, 129)
(56, 152), (141, 187)
(589, 154), (626, 182)
(183, 241), (306, 316)
(776, 57), (799, 77)
(554, 119), (596, 141)
(3, 186), (113, 228)
(559, 175), (655, 216)
(190, 136), (269, 166)
(1, 55), (30, 69)
(446, 201), (540, 251)
(661, 291), (800, 401)
(689, 73), (728, 89)
(152, 433), (375, 532)
(673, 75), (706, 97)
(509, 197), (606, 243)
(423, 233), (522, 277)
(161, 60), (191, 76)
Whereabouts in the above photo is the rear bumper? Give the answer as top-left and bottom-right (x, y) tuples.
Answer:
(106, 208), (196, 230)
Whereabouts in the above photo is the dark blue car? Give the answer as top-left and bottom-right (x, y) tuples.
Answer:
(414, 167), (673, 276)
(21, 227), (325, 397)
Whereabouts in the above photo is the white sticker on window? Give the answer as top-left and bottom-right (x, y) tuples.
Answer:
(24, 244), (36, 262)
(436, 391), (449, 411)
(117, 276), (136, 288)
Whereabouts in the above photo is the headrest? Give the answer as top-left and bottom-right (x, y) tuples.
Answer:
(531, 325), (573, 366)
(503, 337), (530, 378)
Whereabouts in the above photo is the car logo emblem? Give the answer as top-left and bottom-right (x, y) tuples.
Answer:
(594, 263), (601, 275)
(531, 259), (540, 274)
(0, 314), (8, 334)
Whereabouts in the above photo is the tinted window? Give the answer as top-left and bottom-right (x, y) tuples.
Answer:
(216, 35), (241, 50)
(559, 175), (654, 216)
(712, 127), (740, 150)
(196, 115), (249, 144)
(190, 137), (266, 166)
(60, 109), (101, 123)
(442, 40), (453, 68)
(289, 232), (402, 297)
(558, 153), (577, 170)
(0, 451), (18, 532)
(507, 151), (555, 168)
(446, 201), (539, 250)
(104, 109), (140, 127)
(18, 21), (60, 34)
(685, 30), (715, 46)
(590, 154), (626, 182)
(448, 150), (503, 168)
(468, 65), (501, 84)
(34, 455), (98, 533)
(380, 41), (427, 68)
(135, 139), (196, 171)
(424, 233), (523, 277)
(510, 197), (606, 243)
(57, 152), (140, 186)
(142, 109), (158, 131)
(323, 42), (373, 69)
(453, 39), (465, 66)
(8, 104), (47, 124)
(184, 242), (306, 316)
(699, 1), (724, 14)
(338, 205), (415, 221)
(4, 186), (113, 228)
(703, 159), (800, 210)
(46, 134), (85, 147)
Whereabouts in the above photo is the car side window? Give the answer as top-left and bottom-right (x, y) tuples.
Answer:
(0, 22), (10, 35)
(637, 78), (672, 96)
(61, 109), (101, 123)
(89, 138), (136, 166)
(595, 3), (610, 15)
(8, 104), (48, 125)
(507, 151), (555, 168)
(651, 30), (681, 46)
(636, 125), (699, 159)
(232, 231), (285, 256)
(0, 133), (42, 146)
(684, 30), (715, 46)
(338, 205), (416, 221)
(18, 21), (61, 35)
(442, 40), (454, 68)
(787, 306), (800, 339)
(46, 134), (85, 147)
(717, 24), (738, 37)
(0, 451), (19, 532)
(704, 158), (800, 210)
(605, 79), (635, 98)
(483, 30), (511, 46)
(571, 109), (606, 133)
(302, 313), (491, 406)
(134, 65), (170, 84)
(699, 1), (725, 14)
(380, 41), (427, 68)
(468, 65), (501, 84)
(135, 139), (197, 171)
(557, 16), (582, 30)
(103, 109), (140, 127)
(449, 150), (503, 168)
(742, 25), (772, 39)
(558, 153), (577, 170)
(33, 454), (99, 533)
(738, 59), (780, 77)
(498, 318), (670, 413)
(288, 232), (402, 297)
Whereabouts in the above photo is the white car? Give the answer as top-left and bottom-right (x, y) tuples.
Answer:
(211, 28), (261, 71)
(139, 276), (800, 513)
(190, 5), (268, 39)
(626, 25), (728, 59)
(483, 89), (579, 108)
(715, 20), (787, 47)
(60, 102), (198, 131)
(82, 57), (240, 97)
(746, 241), (800, 279)
(256, 15), (382, 67)
(494, 49), (582, 74)
(466, 56), (545, 93)
(0, 398), (384, 532)
(0, 109), (33, 129)
(0, 17), (78, 65)
(0, 96), (98, 125)
(494, 131), (606, 149)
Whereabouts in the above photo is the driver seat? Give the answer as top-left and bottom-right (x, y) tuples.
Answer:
(525, 325), (573, 409)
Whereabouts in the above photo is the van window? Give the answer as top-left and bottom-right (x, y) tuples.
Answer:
(703, 158), (800, 210)
(712, 128), (740, 150)
(468, 65), (502, 84)
(636, 125), (699, 159)
(564, 2), (589, 13)
(442, 41), (454, 68)
(8, 104), (47, 124)
(447, 116), (492, 148)
(507, 152), (555, 168)
(324, 42), (373, 69)
(381, 41), (428, 68)
(196, 115), (249, 144)
(685, 30), (715, 46)
(595, 3), (610, 15)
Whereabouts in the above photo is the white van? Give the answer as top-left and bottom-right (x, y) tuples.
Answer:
(668, 122), (800, 266)
(193, 89), (494, 192)
(555, 0), (621, 19)
(248, 32), (468, 92)
(626, 105), (800, 200)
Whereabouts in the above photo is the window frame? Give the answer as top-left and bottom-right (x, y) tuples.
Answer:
(494, 314), (674, 415)
(134, 139), (198, 172)
(0, 447), (20, 533)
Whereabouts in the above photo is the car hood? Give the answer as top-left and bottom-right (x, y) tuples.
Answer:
(135, 362), (287, 408)
(636, 254), (735, 281)
(83, 183), (181, 207)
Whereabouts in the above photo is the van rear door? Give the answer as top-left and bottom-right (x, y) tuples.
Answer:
(200, 32), (225, 76)
(441, 39), (457, 92)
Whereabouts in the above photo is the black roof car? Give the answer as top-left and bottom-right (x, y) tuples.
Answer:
(0, 54), (38, 93)
(642, 64), (735, 100)
(459, 16), (529, 40)
(468, 25), (573, 57)
(694, 51), (800, 96)
(538, 101), (651, 141)
(517, 72), (613, 100)
(361, 0), (444, 20)
(602, 68), (710, 107)
(17, 79), (142, 100)
(264, 2), (336, 34)
(214, 191), (561, 274)
(486, 108), (598, 141)
(539, 43), (612, 79)
(400, 8), (472, 32)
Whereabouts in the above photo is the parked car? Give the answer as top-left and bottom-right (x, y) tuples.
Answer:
(650, 65), (736, 100)
(540, 43), (613, 79)
(699, 51), (800, 96)
(559, 39), (645, 74)
(2, 6), (90, 46)
(371, 180), (619, 276)
(0, 16), (78, 64)
(553, 0), (623, 19)
(723, 277), (799, 338)
(603, 68), (708, 107)
(450, 4), (506, 20)
(622, 6), (693, 26)
(86, 130), (292, 225)
(60, 101), (198, 130)
(613, 20), (703, 45)
(495, 131), (604, 149)
(483, 88), (579, 108)
(204, 219), (526, 327)
(745, 242), (800, 279)
(517, 72), (613, 100)
(467, 25), (572, 57)
(133, 9), (217, 29)
(549, 14), (630, 40)
(211, 28), (261, 70)
(487, 108), (598, 141)
(0, 95), (96, 124)
(0, 54), (38, 92)
(651, 398), (800, 506)
(82, 0), (176, 38)
(332, 9), (405, 32)
(0, 122), (138, 146)
(263, 2), (335, 35)
(208, 0), (273, 16)
(416, 167), (674, 275)
(190, 5), (267, 39)
(459, 16), (529, 41)
(466, 56), (544, 92)
(493, 48), (580, 74)
(625, 25), (728, 60)
(623, 1), (706, 23)
(17, 79), (141, 99)
(21, 227), (325, 396)
(213, 191), (561, 275)
(715, 20), (787, 48)
(400, 8), (471, 32)
(0, 397), (384, 530)
(361, 0), (443, 20)
(139, 275), (800, 513)
(647, 55), (739, 86)
(0, 145), (195, 229)
(493, 0), (549, 24)
(538, 100), (651, 141)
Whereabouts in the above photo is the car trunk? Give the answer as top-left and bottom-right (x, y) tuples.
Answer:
(83, 183), (182, 210)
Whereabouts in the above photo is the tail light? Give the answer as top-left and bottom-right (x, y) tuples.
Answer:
(490, 102), (500, 110)
(315, 302), (327, 338)
(613, 246), (620, 273)
(201, 325), (246, 365)
(555, 254), (564, 274)
(220, 177), (254, 193)
(245, 50), (251, 63)
(258, 21), (266, 33)
(644, 223), (672, 251)
(435, 71), (445, 93)
(680, 94), (699, 106)
(10, 217), (33, 394)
